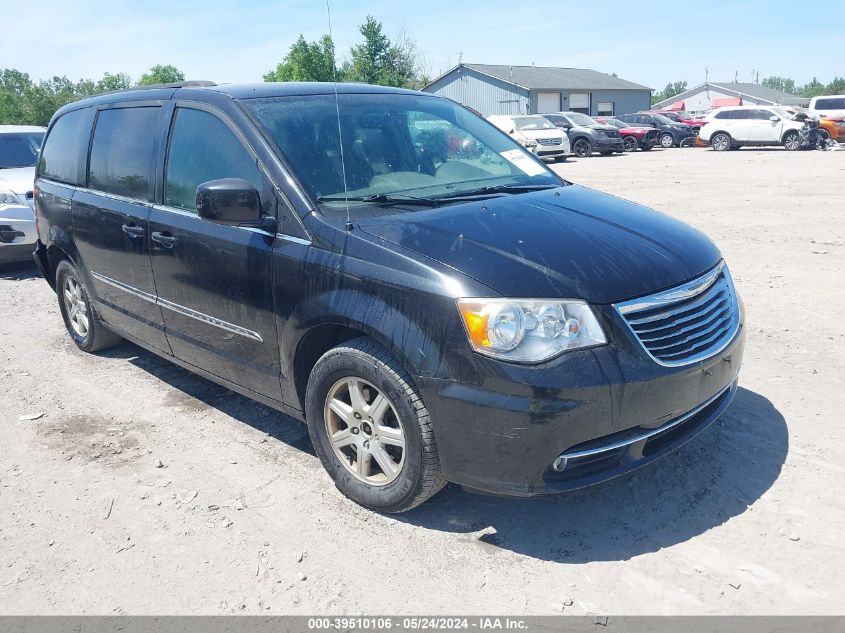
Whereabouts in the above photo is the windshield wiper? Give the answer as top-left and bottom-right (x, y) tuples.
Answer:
(435, 183), (560, 200)
(316, 193), (442, 207)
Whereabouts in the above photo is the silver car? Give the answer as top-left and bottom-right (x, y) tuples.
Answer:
(0, 125), (45, 264)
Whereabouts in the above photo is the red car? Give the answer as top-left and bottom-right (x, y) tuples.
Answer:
(595, 117), (660, 151)
(651, 109), (705, 127)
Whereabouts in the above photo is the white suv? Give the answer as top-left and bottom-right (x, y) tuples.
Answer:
(487, 115), (571, 161)
(808, 95), (845, 119)
(699, 106), (805, 151)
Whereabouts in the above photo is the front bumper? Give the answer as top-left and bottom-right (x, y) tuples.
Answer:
(530, 144), (568, 158)
(0, 203), (37, 264)
(594, 136), (624, 151)
(418, 306), (745, 497)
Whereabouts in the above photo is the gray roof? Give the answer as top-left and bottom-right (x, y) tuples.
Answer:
(654, 82), (809, 107)
(708, 82), (808, 105)
(430, 63), (651, 91)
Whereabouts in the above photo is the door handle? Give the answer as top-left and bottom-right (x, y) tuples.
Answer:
(121, 223), (145, 238)
(151, 231), (177, 248)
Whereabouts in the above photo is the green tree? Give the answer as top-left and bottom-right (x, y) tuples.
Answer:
(824, 77), (845, 95)
(263, 35), (337, 82)
(97, 72), (132, 93)
(652, 81), (687, 105)
(0, 68), (32, 124)
(799, 77), (825, 98)
(761, 76), (797, 94)
(137, 64), (185, 86)
(344, 16), (422, 88)
(346, 16), (392, 85)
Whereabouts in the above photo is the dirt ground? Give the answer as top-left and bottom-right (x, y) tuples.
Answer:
(1, 147), (843, 615)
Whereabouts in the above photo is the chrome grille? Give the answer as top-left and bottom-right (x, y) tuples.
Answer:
(614, 262), (740, 366)
(536, 137), (562, 146)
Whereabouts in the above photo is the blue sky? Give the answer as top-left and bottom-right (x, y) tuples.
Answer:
(4, 0), (841, 90)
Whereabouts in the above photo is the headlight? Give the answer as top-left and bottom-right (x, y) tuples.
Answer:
(0, 189), (22, 206)
(456, 298), (607, 363)
(519, 137), (538, 149)
(836, 121), (845, 127)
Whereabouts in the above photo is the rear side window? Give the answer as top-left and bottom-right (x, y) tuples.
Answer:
(815, 97), (844, 110)
(39, 108), (91, 184)
(88, 107), (161, 201)
(165, 108), (262, 212)
(713, 110), (732, 119)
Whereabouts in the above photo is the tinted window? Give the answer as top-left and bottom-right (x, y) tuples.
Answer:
(752, 109), (775, 120)
(39, 109), (91, 184)
(0, 132), (44, 169)
(88, 107), (161, 201)
(165, 108), (263, 212)
(815, 97), (844, 110)
(713, 110), (732, 119)
(731, 110), (751, 120)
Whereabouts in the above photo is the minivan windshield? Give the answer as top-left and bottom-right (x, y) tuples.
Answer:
(243, 94), (561, 210)
(0, 132), (44, 169)
(512, 116), (557, 131)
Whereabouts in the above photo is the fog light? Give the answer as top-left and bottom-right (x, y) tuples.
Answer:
(552, 455), (568, 472)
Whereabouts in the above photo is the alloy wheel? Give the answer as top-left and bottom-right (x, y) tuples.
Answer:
(63, 276), (89, 339)
(324, 377), (405, 486)
(712, 133), (730, 151)
(573, 138), (591, 157)
(622, 136), (638, 152)
(783, 131), (800, 151)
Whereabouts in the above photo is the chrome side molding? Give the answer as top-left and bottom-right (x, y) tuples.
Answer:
(91, 272), (264, 343)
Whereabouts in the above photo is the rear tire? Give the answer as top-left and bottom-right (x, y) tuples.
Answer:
(305, 337), (446, 513)
(55, 260), (123, 353)
(711, 132), (731, 151)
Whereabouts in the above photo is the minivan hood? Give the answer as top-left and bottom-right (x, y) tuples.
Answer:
(0, 167), (36, 195)
(357, 185), (721, 304)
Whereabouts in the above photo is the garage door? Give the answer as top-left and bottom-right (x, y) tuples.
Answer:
(569, 92), (590, 114)
(536, 92), (561, 113)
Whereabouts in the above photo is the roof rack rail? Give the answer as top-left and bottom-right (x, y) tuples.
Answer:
(94, 80), (217, 97)
(137, 80), (217, 89)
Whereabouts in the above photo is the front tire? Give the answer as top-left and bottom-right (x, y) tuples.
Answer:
(622, 136), (639, 152)
(55, 260), (123, 353)
(711, 132), (731, 151)
(305, 337), (446, 513)
(660, 133), (675, 148)
(572, 137), (592, 157)
(783, 130), (801, 151)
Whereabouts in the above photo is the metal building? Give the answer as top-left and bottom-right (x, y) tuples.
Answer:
(652, 82), (809, 116)
(421, 63), (652, 117)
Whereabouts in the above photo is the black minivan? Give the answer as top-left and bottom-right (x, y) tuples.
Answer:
(33, 82), (745, 512)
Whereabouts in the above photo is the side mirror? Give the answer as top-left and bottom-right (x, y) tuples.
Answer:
(509, 128), (516, 134)
(769, 115), (779, 121)
(196, 178), (262, 226)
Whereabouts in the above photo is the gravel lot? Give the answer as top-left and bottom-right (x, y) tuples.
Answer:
(1, 147), (843, 615)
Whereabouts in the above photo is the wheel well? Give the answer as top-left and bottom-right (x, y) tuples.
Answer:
(45, 244), (70, 287)
(782, 129), (799, 141)
(293, 323), (369, 411)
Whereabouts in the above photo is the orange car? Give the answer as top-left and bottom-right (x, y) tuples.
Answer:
(818, 116), (845, 143)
